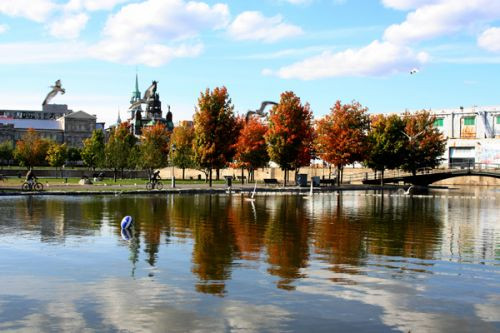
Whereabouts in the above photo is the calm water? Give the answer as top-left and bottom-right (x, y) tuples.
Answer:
(0, 189), (499, 332)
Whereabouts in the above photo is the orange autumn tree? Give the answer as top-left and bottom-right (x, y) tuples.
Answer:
(193, 86), (239, 187)
(140, 123), (171, 175)
(265, 91), (314, 186)
(233, 116), (269, 182)
(316, 100), (370, 185)
(13, 128), (50, 169)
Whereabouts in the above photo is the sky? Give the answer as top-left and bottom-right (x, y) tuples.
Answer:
(1, 0), (500, 126)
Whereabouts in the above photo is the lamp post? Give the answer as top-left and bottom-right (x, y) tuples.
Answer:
(171, 143), (176, 188)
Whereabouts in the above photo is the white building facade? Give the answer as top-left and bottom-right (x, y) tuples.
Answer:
(429, 106), (500, 167)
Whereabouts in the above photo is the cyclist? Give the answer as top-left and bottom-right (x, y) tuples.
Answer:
(150, 170), (161, 186)
(25, 169), (36, 188)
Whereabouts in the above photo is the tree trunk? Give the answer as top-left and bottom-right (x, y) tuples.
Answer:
(216, 168), (220, 181)
(336, 165), (341, 186)
(241, 167), (245, 185)
(114, 168), (117, 182)
(209, 168), (213, 187)
(182, 168), (185, 180)
(380, 169), (384, 186)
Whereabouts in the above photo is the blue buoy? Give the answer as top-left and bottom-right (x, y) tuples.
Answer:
(121, 215), (133, 229)
(121, 228), (132, 241)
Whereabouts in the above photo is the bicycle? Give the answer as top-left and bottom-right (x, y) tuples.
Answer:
(146, 180), (163, 190)
(21, 178), (44, 191)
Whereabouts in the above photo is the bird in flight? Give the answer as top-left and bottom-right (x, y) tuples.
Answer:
(410, 68), (419, 75)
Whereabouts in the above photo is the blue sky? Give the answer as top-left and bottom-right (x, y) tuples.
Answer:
(1, 0), (500, 126)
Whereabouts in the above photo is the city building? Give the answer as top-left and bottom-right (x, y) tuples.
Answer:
(0, 104), (97, 147)
(429, 106), (500, 166)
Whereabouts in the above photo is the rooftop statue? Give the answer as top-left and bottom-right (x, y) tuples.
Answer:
(42, 80), (66, 106)
(129, 80), (158, 110)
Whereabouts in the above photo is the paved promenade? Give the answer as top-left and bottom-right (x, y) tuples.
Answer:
(0, 181), (395, 196)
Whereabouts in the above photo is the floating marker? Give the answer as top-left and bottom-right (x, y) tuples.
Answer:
(121, 228), (132, 241)
(121, 215), (133, 229)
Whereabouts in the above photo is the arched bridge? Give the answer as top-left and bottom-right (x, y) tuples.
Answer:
(362, 163), (500, 186)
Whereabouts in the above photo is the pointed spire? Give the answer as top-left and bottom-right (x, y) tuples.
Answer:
(135, 73), (140, 97)
(130, 72), (141, 104)
(117, 109), (122, 124)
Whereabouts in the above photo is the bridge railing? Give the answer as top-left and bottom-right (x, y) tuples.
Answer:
(361, 163), (500, 183)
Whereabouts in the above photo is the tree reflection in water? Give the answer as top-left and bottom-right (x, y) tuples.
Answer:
(0, 193), (464, 296)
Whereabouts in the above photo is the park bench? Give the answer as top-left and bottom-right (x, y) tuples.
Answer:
(320, 178), (337, 186)
(264, 178), (279, 185)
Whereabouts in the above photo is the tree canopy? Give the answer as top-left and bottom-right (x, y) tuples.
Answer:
(13, 129), (50, 169)
(170, 122), (196, 179)
(364, 114), (406, 183)
(401, 110), (446, 175)
(316, 101), (370, 184)
(265, 91), (314, 185)
(193, 86), (238, 186)
(81, 129), (105, 170)
(105, 123), (137, 180)
(233, 116), (269, 177)
(139, 123), (171, 172)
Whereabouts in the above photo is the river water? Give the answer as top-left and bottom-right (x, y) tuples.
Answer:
(0, 189), (499, 332)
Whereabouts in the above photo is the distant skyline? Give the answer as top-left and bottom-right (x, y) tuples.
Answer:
(1, 0), (500, 126)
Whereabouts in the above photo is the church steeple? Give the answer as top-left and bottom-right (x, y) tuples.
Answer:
(130, 73), (141, 104)
(117, 110), (122, 124)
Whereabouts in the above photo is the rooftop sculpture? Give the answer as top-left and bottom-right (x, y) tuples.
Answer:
(129, 80), (158, 110)
(42, 80), (66, 106)
(245, 101), (277, 122)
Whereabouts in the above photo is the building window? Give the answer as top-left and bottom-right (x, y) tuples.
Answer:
(433, 118), (444, 127)
(496, 116), (500, 124)
(463, 116), (475, 126)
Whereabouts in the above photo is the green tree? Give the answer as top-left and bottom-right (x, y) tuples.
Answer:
(46, 142), (68, 178)
(105, 123), (137, 181)
(315, 101), (370, 185)
(171, 122), (196, 180)
(0, 141), (14, 168)
(401, 110), (446, 176)
(67, 147), (81, 166)
(193, 86), (239, 187)
(265, 91), (314, 186)
(13, 129), (50, 169)
(139, 123), (171, 175)
(81, 129), (105, 171)
(365, 114), (406, 184)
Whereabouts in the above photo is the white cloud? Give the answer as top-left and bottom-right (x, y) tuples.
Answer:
(0, 24), (8, 34)
(48, 13), (89, 39)
(381, 0), (440, 11)
(269, 40), (428, 80)
(478, 27), (500, 53)
(90, 0), (228, 65)
(102, 0), (229, 42)
(65, 0), (130, 12)
(383, 0), (500, 45)
(228, 11), (303, 43)
(0, 0), (56, 22)
(90, 40), (204, 66)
